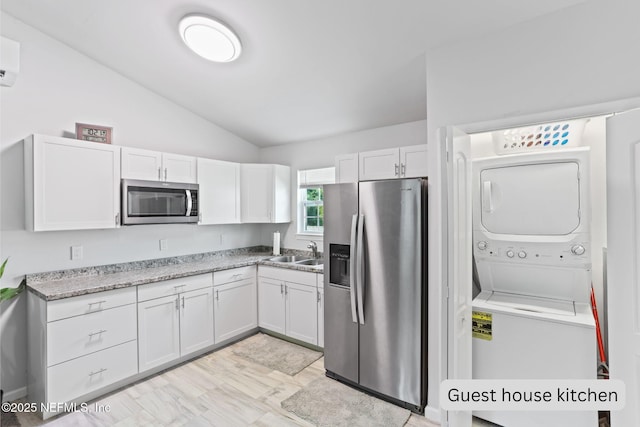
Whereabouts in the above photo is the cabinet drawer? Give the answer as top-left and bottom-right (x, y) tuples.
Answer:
(213, 266), (256, 286)
(259, 266), (317, 287)
(47, 287), (136, 322)
(47, 304), (137, 366)
(47, 340), (138, 404)
(137, 273), (213, 302)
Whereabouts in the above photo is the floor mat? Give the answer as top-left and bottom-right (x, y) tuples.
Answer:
(282, 377), (411, 427)
(232, 333), (322, 376)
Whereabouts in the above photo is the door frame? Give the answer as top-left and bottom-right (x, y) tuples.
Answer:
(440, 96), (640, 427)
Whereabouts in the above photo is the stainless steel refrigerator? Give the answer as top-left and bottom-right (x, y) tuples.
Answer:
(323, 178), (427, 414)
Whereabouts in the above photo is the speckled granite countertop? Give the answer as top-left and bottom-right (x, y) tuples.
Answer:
(26, 246), (323, 301)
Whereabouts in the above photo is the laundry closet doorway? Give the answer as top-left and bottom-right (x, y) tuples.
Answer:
(442, 102), (640, 427)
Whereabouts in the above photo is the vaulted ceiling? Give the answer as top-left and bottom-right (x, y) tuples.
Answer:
(1, 0), (587, 146)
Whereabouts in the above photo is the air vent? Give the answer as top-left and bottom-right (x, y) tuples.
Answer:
(492, 119), (588, 155)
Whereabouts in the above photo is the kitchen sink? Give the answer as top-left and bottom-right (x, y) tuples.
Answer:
(268, 255), (308, 263)
(295, 259), (323, 266)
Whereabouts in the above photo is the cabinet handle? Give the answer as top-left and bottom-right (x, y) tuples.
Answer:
(216, 290), (219, 300)
(181, 296), (185, 309)
(88, 368), (107, 377)
(394, 163), (399, 176)
(88, 300), (106, 307)
(88, 329), (107, 338)
(401, 163), (406, 176)
(285, 285), (288, 295)
(280, 284), (284, 295)
(115, 213), (120, 226)
(317, 290), (321, 302)
(175, 297), (179, 311)
(164, 168), (168, 181)
(158, 167), (162, 180)
(174, 285), (186, 292)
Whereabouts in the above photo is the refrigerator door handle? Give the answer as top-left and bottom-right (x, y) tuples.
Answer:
(349, 214), (359, 323)
(356, 214), (365, 324)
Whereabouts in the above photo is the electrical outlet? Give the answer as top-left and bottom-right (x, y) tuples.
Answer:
(71, 245), (83, 260)
(159, 239), (168, 251)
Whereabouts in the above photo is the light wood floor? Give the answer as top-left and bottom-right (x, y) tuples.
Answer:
(13, 335), (440, 427)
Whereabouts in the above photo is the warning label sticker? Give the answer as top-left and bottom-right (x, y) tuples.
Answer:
(472, 311), (492, 341)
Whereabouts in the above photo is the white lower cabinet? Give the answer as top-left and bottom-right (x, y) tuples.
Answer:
(258, 266), (321, 346)
(180, 287), (215, 355)
(137, 295), (181, 372)
(318, 275), (324, 348)
(258, 277), (286, 334)
(285, 282), (318, 344)
(137, 275), (214, 372)
(27, 264), (299, 420)
(27, 287), (138, 419)
(48, 341), (138, 404)
(214, 278), (258, 342)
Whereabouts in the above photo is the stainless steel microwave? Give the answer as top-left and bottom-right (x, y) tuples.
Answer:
(121, 179), (199, 225)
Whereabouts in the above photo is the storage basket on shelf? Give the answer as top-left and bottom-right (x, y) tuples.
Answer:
(492, 118), (588, 155)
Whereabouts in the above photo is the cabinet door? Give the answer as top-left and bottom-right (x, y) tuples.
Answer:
(257, 277), (285, 334)
(400, 144), (428, 178)
(121, 147), (163, 181)
(318, 278), (324, 348)
(241, 164), (273, 223)
(335, 153), (358, 183)
(27, 135), (120, 231)
(285, 282), (318, 345)
(272, 165), (291, 223)
(180, 288), (214, 355)
(163, 153), (197, 184)
(197, 158), (241, 224)
(214, 279), (257, 343)
(358, 148), (400, 181)
(138, 295), (180, 372)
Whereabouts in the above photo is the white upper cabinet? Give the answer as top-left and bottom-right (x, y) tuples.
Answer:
(120, 147), (162, 181)
(121, 147), (197, 183)
(197, 158), (241, 224)
(241, 164), (291, 223)
(335, 153), (359, 183)
(163, 153), (197, 183)
(399, 144), (428, 178)
(24, 134), (121, 231)
(359, 148), (400, 181)
(338, 144), (427, 182)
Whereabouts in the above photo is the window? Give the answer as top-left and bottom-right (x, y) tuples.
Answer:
(297, 167), (335, 235)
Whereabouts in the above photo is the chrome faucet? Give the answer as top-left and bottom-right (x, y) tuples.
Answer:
(307, 241), (319, 259)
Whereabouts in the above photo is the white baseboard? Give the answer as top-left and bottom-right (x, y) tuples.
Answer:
(424, 405), (441, 424)
(2, 386), (27, 402)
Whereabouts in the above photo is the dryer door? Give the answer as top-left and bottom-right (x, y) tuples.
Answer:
(480, 162), (581, 235)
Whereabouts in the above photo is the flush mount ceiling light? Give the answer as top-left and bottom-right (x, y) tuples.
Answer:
(179, 15), (242, 63)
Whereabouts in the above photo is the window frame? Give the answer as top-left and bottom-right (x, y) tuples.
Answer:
(296, 167), (335, 238)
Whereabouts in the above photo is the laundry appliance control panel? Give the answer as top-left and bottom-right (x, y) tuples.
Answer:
(473, 235), (591, 269)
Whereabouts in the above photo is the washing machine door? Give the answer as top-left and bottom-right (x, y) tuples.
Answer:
(480, 162), (581, 235)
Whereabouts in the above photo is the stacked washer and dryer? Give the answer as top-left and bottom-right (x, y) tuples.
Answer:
(471, 124), (598, 427)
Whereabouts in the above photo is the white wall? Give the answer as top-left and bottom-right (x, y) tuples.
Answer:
(425, 0), (640, 420)
(0, 12), (261, 398)
(258, 120), (428, 250)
